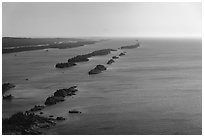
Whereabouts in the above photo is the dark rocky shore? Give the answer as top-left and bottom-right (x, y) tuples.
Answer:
(2, 112), (56, 135)
(2, 86), (79, 135)
(2, 83), (15, 95)
(2, 83), (15, 100)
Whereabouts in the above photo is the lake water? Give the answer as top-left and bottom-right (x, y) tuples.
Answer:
(2, 38), (202, 135)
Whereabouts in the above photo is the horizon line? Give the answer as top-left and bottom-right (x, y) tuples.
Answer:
(2, 35), (202, 39)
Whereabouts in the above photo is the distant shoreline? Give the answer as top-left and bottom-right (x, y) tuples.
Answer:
(2, 37), (99, 54)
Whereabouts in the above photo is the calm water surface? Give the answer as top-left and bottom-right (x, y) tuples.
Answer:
(2, 38), (201, 135)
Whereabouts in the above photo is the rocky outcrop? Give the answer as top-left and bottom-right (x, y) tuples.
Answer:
(68, 55), (90, 63)
(55, 62), (76, 68)
(89, 49), (116, 56)
(54, 89), (67, 97)
(112, 56), (119, 59)
(29, 105), (45, 112)
(88, 65), (107, 75)
(107, 59), (115, 65)
(119, 52), (126, 56)
(3, 94), (13, 100)
(56, 117), (65, 121)
(44, 96), (65, 105)
(69, 110), (82, 114)
(56, 49), (116, 69)
(68, 49), (116, 63)
(2, 83), (15, 95)
(67, 86), (78, 95)
(54, 87), (78, 97)
(2, 112), (56, 135)
(3, 85), (79, 134)
(45, 86), (78, 105)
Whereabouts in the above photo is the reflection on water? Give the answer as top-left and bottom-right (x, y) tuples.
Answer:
(2, 38), (201, 135)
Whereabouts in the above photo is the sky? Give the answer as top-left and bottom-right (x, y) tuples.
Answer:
(2, 2), (202, 38)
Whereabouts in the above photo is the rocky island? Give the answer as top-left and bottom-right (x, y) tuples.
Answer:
(45, 86), (78, 105)
(119, 52), (126, 56)
(56, 49), (116, 68)
(88, 65), (107, 75)
(107, 59), (115, 65)
(55, 62), (76, 68)
(112, 56), (119, 59)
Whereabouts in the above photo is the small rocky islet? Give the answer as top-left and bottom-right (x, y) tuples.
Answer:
(107, 59), (115, 65)
(55, 62), (76, 68)
(45, 86), (78, 105)
(112, 56), (119, 59)
(69, 110), (82, 114)
(119, 52), (126, 56)
(88, 65), (107, 75)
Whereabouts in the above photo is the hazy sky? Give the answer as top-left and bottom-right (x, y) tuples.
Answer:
(3, 2), (202, 38)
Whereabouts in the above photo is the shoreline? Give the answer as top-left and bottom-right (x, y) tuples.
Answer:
(2, 37), (99, 54)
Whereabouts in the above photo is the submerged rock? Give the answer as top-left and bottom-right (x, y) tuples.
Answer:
(88, 65), (107, 75)
(107, 59), (115, 65)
